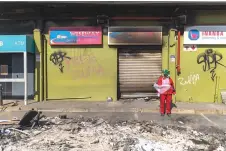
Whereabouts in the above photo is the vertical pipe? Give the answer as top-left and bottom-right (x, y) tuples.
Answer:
(177, 31), (181, 74)
(24, 52), (28, 105)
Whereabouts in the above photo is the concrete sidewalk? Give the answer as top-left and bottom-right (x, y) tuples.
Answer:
(1, 100), (226, 115)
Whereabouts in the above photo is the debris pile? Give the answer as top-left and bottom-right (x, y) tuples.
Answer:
(0, 114), (225, 151)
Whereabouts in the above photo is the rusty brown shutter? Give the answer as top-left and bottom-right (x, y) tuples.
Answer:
(119, 50), (162, 98)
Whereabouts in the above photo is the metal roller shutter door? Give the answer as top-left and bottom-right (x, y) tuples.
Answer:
(119, 50), (162, 98)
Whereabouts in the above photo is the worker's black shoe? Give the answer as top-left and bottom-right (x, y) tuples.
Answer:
(161, 113), (164, 116)
(167, 113), (171, 117)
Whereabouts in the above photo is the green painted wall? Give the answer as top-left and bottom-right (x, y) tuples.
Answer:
(45, 35), (117, 101)
(41, 20), (168, 101)
(39, 14), (226, 103)
(7, 10), (226, 103)
(175, 11), (226, 103)
(176, 36), (226, 103)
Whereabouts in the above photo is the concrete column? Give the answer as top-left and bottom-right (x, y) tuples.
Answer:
(168, 29), (177, 103)
(33, 29), (43, 102)
(162, 36), (169, 70)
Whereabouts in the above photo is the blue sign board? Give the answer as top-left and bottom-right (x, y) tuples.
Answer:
(26, 36), (35, 54)
(49, 27), (102, 45)
(0, 35), (35, 53)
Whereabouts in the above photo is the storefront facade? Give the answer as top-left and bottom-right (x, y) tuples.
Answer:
(36, 19), (169, 101)
(176, 10), (226, 103)
(109, 26), (163, 99)
(1, 3), (226, 103)
(14, 5), (226, 103)
(44, 26), (117, 101)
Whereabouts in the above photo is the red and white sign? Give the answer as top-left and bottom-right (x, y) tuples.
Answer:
(183, 45), (197, 51)
(184, 26), (226, 45)
(49, 27), (102, 46)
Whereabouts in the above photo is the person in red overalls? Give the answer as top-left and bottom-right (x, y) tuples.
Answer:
(156, 69), (176, 116)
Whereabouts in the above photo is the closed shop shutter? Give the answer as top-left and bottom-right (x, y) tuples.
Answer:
(119, 50), (162, 98)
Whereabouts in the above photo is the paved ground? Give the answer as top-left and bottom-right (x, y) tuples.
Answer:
(1, 100), (226, 151)
(2, 99), (226, 115)
(1, 110), (226, 131)
(0, 99), (226, 131)
(44, 112), (226, 130)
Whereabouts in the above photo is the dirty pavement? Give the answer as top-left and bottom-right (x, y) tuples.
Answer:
(0, 110), (225, 151)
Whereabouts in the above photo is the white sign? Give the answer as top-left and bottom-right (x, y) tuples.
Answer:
(36, 54), (40, 62)
(183, 44), (197, 51)
(184, 26), (226, 45)
(15, 41), (25, 46)
(153, 83), (171, 95)
(170, 55), (175, 62)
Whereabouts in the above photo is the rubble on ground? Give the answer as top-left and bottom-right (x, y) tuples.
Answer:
(0, 116), (225, 151)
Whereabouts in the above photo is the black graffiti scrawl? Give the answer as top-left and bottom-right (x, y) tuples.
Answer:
(197, 49), (226, 81)
(50, 51), (71, 73)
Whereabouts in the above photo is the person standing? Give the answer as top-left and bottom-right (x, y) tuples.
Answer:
(156, 69), (176, 116)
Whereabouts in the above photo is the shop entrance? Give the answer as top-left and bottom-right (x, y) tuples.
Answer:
(118, 48), (162, 99)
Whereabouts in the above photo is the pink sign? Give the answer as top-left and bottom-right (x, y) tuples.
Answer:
(49, 27), (102, 45)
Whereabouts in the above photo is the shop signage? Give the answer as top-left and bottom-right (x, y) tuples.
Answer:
(170, 55), (176, 62)
(36, 54), (40, 62)
(183, 44), (197, 52)
(184, 26), (226, 45)
(0, 35), (35, 53)
(49, 27), (102, 45)
(0, 35), (30, 53)
(108, 26), (162, 45)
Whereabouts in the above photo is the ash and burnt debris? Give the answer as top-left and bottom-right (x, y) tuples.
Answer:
(0, 113), (225, 151)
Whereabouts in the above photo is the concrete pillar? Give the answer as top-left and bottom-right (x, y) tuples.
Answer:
(33, 29), (43, 102)
(162, 36), (169, 70)
(168, 29), (177, 103)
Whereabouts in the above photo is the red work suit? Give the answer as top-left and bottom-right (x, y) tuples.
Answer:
(157, 76), (175, 114)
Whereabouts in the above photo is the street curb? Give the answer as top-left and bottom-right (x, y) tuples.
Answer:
(3, 107), (226, 115)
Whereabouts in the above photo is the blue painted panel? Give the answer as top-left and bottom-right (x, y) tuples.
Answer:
(0, 35), (35, 53)
(0, 35), (27, 52)
(26, 36), (35, 54)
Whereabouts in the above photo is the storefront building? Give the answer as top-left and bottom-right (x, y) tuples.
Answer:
(1, 3), (226, 103)
(176, 11), (226, 103)
(39, 20), (168, 101)
(34, 9), (226, 103)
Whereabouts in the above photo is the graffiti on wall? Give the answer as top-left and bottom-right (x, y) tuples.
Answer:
(197, 49), (226, 81)
(49, 49), (104, 79)
(50, 51), (71, 73)
(178, 73), (200, 86)
(65, 50), (104, 79)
